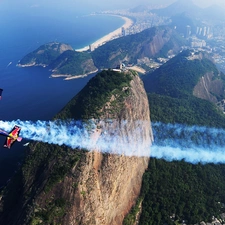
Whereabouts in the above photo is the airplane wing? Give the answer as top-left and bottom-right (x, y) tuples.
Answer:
(4, 125), (22, 149)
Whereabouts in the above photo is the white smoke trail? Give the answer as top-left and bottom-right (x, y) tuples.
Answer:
(0, 119), (151, 157)
(151, 145), (225, 164)
(151, 122), (225, 164)
(1, 119), (225, 164)
(0, 119), (90, 149)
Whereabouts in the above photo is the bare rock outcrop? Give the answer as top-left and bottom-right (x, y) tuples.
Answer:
(61, 75), (153, 225)
(193, 72), (225, 103)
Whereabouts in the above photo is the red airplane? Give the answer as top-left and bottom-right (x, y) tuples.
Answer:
(0, 125), (22, 149)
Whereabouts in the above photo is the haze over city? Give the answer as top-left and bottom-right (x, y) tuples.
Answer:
(1, 0), (225, 12)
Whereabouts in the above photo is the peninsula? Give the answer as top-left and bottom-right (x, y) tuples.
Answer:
(18, 42), (98, 79)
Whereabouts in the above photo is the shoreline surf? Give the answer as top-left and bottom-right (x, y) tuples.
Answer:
(75, 14), (133, 52)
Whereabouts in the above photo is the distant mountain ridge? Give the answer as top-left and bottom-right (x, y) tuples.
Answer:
(201, 4), (225, 21)
(150, 0), (202, 17)
(150, 0), (225, 23)
(144, 50), (225, 102)
(144, 49), (225, 126)
(91, 26), (186, 69)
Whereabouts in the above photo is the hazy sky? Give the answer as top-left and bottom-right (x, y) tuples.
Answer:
(48, 0), (225, 9)
(1, 0), (225, 14)
(89, 0), (225, 9)
(2, 0), (225, 7)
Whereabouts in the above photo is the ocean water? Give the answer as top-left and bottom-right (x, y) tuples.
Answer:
(0, 6), (124, 186)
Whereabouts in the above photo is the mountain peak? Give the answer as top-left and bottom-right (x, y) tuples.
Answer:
(0, 70), (153, 225)
(152, 0), (201, 17)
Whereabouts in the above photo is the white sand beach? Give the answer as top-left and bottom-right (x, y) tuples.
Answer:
(50, 15), (134, 80)
(75, 15), (133, 52)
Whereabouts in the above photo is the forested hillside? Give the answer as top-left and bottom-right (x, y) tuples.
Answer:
(91, 26), (186, 69)
(55, 69), (133, 120)
(49, 50), (97, 75)
(144, 50), (220, 98)
(19, 42), (73, 66)
(140, 160), (225, 225)
(125, 50), (225, 225)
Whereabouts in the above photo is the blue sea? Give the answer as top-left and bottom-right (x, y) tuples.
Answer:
(0, 4), (124, 186)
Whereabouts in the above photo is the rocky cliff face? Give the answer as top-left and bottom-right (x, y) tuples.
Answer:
(193, 72), (225, 103)
(0, 71), (153, 225)
(193, 71), (225, 113)
(189, 52), (224, 104)
(61, 74), (152, 225)
(130, 27), (184, 63)
(140, 28), (177, 58)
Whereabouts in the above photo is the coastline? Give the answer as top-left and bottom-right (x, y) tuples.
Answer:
(20, 14), (134, 80)
(75, 14), (133, 52)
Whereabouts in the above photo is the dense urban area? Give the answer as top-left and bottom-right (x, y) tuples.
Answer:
(100, 4), (225, 73)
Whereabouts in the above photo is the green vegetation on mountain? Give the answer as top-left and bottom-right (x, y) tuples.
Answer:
(19, 42), (73, 66)
(24, 144), (82, 225)
(133, 50), (225, 225)
(91, 27), (155, 68)
(55, 69), (132, 120)
(140, 159), (225, 225)
(147, 93), (225, 127)
(0, 143), (83, 225)
(49, 50), (97, 75)
(19, 42), (97, 76)
(91, 26), (186, 69)
(144, 50), (220, 98)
